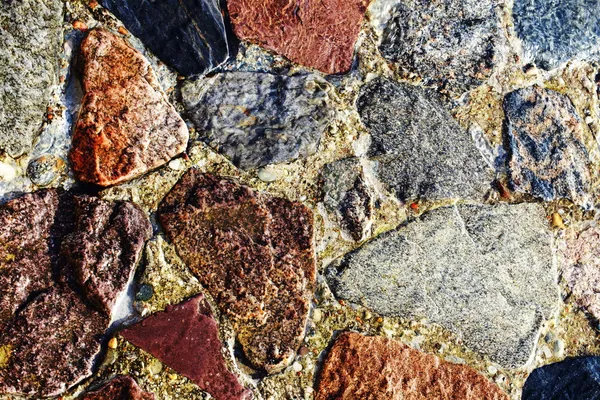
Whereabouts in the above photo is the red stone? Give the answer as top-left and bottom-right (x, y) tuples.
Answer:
(82, 375), (155, 400)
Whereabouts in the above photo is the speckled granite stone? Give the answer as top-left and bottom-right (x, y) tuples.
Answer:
(522, 357), (600, 399)
(82, 376), (155, 400)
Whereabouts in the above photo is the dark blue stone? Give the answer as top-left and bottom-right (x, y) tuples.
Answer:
(522, 357), (600, 400)
(99, 0), (231, 76)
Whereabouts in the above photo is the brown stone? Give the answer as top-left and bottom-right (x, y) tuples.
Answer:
(228, 0), (369, 74)
(158, 170), (316, 373)
(121, 295), (250, 400)
(82, 375), (155, 400)
(70, 28), (188, 187)
(315, 332), (509, 400)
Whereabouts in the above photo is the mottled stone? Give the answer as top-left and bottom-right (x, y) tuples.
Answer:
(0, 0), (63, 158)
(357, 77), (491, 202)
(27, 155), (66, 187)
(70, 29), (189, 187)
(158, 170), (316, 373)
(503, 86), (591, 206)
(326, 203), (557, 368)
(316, 332), (509, 400)
(522, 357), (600, 399)
(513, 0), (600, 70)
(322, 158), (374, 242)
(82, 376), (155, 400)
(121, 295), (250, 400)
(0, 286), (108, 397)
(375, 0), (501, 93)
(182, 72), (333, 170)
(99, 0), (229, 77)
(228, 0), (369, 74)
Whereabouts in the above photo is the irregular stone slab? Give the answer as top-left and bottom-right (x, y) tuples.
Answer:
(0, 0), (63, 158)
(70, 29), (189, 187)
(326, 203), (557, 368)
(522, 357), (600, 399)
(316, 332), (509, 400)
(99, 0), (229, 77)
(182, 72), (333, 170)
(503, 86), (591, 206)
(357, 77), (491, 202)
(158, 170), (316, 373)
(121, 295), (250, 400)
(228, 0), (369, 74)
(375, 0), (501, 94)
(82, 376), (155, 400)
(513, 0), (600, 70)
(322, 158), (374, 242)
(0, 286), (108, 397)
(61, 196), (152, 315)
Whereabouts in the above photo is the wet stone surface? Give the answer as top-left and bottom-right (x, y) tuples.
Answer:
(26, 155), (66, 187)
(81, 375), (155, 400)
(522, 357), (600, 399)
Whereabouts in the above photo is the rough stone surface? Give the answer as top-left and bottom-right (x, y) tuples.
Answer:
(158, 170), (316, 373)
(27, 155), (66, 187)
(326, 203), (557, 368)
(99, 0), (229, 77)
(0, 0), (63, 158)
(376, 0), (501, 94)
(228, 0), (369, 74)
(513, 0), (600, 70)
(82, 376), (155, 400)
(522, 357), (600, 399)
(182, 72), (333, 170)
(316, 332), (509, 400)
(322, 158), (374, 242)
(70, 29), (189, 187)
(0, 286), (108, 397)
(121, 295), (250, 400)
(357, 77), (491, 202)
(503, 86), (591, 207)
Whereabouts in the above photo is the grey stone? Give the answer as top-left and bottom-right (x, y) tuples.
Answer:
(27, 155), (65, 187)
(326, 203), (558, 368)
(0, 0), (63, 158)
(182, 72), (334, 170)
(504, 86), (591, 207)
(513, 0), (600, 70)
(357, 77), (491, 202)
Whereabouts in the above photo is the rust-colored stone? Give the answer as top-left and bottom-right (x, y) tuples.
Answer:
(227, 0), (369, 74)
(82, 376), (155, 400)
(315, 332), (509, 400)
(70, 29), (188, 187)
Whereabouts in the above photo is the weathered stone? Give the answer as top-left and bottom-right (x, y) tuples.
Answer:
(27, 155), (66, 187)
(60, 196), (152, 315)
(82, 376), (155, 400)
(522, 357), (600, 399)
(357, 77), (491, 202)
(70, 29), (189, 187)
(228, 0), (369, 74)
(0, 286), (108, 397)
(316, 332), (509, 400)
(513, 0), (600, 70)
(121, 295), (250, 400)
(0, 0), (63, 158)
(326, 203), (557, 368)
(503, 86), (591, 206)
(322, 158), (374, 242)
(158, 170), (316, 373)
(99, 0), (230, 77)
(375, 0), (501, 94)
(182, 72), (333, 170)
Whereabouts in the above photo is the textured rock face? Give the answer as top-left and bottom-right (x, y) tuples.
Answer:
(375, 0), (500, 94)
(0, 0), (63, 158)
(121, 295), (250, 400)
(316, 332), (509, 400)
(158, 170), (316, 373)
(70, 29), (189, 187)
(0, 286), (108, 397)
(182, 72), (333, 170)
(504, 86), (591, 207)
(99, 0), (229, 77)
(522, 357), (600, 399)
(82, 376), (155, 400)
(327, 203), (557, 368)
(513, 0), (600, 69)
(228, 0), (369, 74)
(357, 78), (491, 202)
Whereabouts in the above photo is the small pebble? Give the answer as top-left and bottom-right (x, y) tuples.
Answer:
(168, 158), (184, 171)
(108, 337), (118, 349)
(487, 365), (498, 375)
(258, 167), (277, 182)
(298, 346), (309, 357)
(148, 359), (163, 375)
(554, 339), (565, 357)
(0, 162), (16, 182)
(136, 284), (154, 301)
(551, 212), (565, 229)
(312, 308), (322, 323)
(542, 345), (553, 358)
(292, 361), (303, 372)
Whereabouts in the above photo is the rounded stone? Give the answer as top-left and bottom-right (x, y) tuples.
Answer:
(27, 155), (64, 186)
(136, 284), (154, 302)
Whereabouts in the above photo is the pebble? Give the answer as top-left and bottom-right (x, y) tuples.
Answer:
(148, 359), (163, 375)
(292, 361), (303, 372)
(487, 365), (498, 375)
(0, 162), (17, 181)
(258, 167), (278, 182)
(168, 158), (184, 171)
(312, 308), (323, 323)
(136, 284), (154, 302)
(554, 339), (565, 357)
(542, 345), (553, 359)
(27, 155), (64, 186)
(551, 213), (565, 229)
(108, 337), (118, 349)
